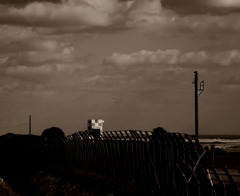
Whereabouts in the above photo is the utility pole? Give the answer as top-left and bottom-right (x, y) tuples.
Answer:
(29, 115), (31, 135)
(192, 71), (204, 139)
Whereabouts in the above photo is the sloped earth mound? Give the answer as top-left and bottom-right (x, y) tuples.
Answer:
(0, 178), (18, 196)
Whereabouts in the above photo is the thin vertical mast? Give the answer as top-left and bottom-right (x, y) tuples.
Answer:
(194, 71), (199, 138)
(193, 71), (204, 139)
(29, 115), (31, 135)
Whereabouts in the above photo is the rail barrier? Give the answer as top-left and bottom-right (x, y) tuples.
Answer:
(48, 128), (240, 195)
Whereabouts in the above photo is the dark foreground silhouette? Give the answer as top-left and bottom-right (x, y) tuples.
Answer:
(0, 127), (143, 196)
(0, 127), (239, 196)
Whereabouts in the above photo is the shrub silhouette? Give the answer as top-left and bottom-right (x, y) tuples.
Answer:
(41, 127), (66, 165)
(41, 127), (65, 140)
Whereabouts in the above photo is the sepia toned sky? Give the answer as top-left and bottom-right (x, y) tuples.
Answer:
(0, 0), (240, 135)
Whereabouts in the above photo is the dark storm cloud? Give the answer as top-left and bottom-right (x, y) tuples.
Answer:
(1, 0), (240, 35)
(0, 0), (60, 7)
(162, 0), (240, 14)
(0, 0), (131, 30)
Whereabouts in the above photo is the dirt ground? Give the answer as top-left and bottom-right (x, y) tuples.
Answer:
(2, 150), (240, 196)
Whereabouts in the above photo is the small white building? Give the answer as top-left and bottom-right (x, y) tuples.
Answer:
(87, 119), (104, 133)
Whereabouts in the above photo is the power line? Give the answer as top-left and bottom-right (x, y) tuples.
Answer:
(0, 123), (28, 130)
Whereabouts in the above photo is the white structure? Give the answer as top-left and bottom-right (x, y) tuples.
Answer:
(87, 119), (104, 132)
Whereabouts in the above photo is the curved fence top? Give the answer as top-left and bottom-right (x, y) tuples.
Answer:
(65, 129), (203, 152)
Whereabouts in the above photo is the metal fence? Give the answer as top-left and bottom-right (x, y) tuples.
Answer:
(48, 128), (240, 195)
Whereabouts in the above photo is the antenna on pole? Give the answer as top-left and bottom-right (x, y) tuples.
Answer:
(192, 71), (204, 139)
(29, 115), (31, 135)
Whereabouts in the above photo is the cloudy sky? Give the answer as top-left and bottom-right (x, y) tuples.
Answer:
(0, 0), (240, 135)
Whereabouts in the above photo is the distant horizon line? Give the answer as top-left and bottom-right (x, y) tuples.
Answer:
(1, 131), (240, 138)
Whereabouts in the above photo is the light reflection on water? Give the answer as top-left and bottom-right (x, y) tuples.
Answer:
(199, 138), (240, 152)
